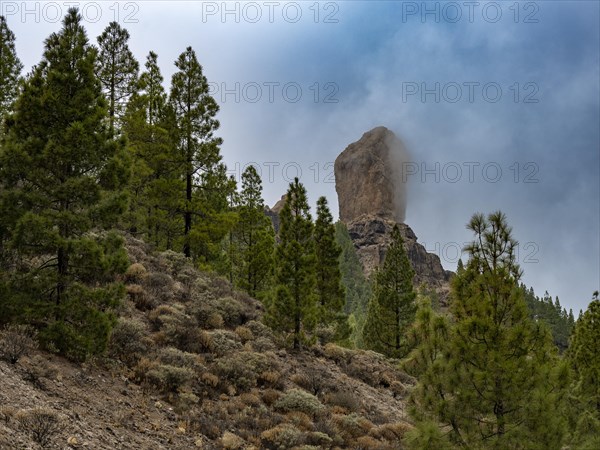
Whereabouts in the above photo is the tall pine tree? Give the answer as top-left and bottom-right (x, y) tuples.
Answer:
(0, 16), (23, 125)
(567, 294), (600, 448)
(334, 221), (372, 348)
(0, 9), (130, 360)
(169, 46), (228, 259)
(267, 178), (317, 349)
(363, 225), (416, 358)
(122, 51), (181, 247)
(96, 22), (139, 135)
(314, 196), (347, 343)
(234, 165), (274, 298)
(407, 212), (567, 448)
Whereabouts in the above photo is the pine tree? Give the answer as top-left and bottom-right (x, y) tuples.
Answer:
(363, 225), (416, 358)
(234, 165), (274, 299)
(169, 46), (226, 259)
(267, 178), (317, 349)
(335, 221), (372, 348)
(567, 295), (600, 448)
(0, 9), (130, 360)
(314, 196), (347, 343)
(122, 51), (181, 247)
(408, 211), (568, 448)
(0, 16), (23, 124)
(96, 22), (139, 135)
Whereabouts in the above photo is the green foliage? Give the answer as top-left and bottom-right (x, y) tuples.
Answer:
(266, 178), (317, 349)
(0, 9), (129, 360)
(334, 222), (372, 348)
(215, 350), (275, 392)
(408, 211), (568, 448)
(567, 295), (600, 448)
(169, 46), (232, 260)
(274, 388), (325, 416)
(221, 165), (275, 298)
(96, 22), (139, 135)
(363, 225), (416, 358)
(314, 197), (347, 343)
(122, 51), (181, 248)
(0, 16), (23, 124)
(522, 285), (575, 351)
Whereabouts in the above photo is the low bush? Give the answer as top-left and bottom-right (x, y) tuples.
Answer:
(124, 263), (147, 283)
(214, 351), (274, 392)
(16, 408), (61, 447)
(0, 324), (38, 364)
(209, 330), (242, 356)
(324, 390), (361, 412)
(157, 347), (204, 371)
(260, 423), (303, 450)
(274, 389), (324, 417)
(145, 363), (194, 393)
(109, 318), (148, 365)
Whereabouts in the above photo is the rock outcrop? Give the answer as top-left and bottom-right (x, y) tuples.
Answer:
(346, 214), (453, 301)
(335, 127), (453, 303)
(264, 194), (287, 233)
(334, 126), (408, 223)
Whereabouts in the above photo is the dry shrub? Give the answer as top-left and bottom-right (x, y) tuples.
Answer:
(189, 301), (224, 330)
(125, 262), (147, 282)
(258, 370), (282, 389)
(209, 330), (242, 356)
(157, 347), (204, 371)
(285, 411), (314, 431)
(0, 406), (16, 424)
(175, 392), (200, 413)
(216, 296), (246, 327)
(208, 275), (234, 298)
(245, 320), (273, 339)
(148, 304), (184, 330)
(324, 390), (361, 412)
(235, 326), (254, 343)
(240, 392), (261, 407)
(323, 343), (352, 365)
(332, 413), (374, 440)
(252, 336), (277, 352)
(20, 355), (57, 388)
(16, 408), (61, 447)
(355, 435), (388, 450)
(274, 389), (324, 417)
(290, 368), (332, 396)
(126, 284), (154, 310)
(145, 364), (195, 393)
(109, 318), (148, 365)
(148, 304), (204, 351)
(0, 324), (38, 364)
(369, 421), (412, 441)
(201, 372), (219, 388)
(144, 271), (175, 304)
(261, 423), (303, 450)
(214, 351), (274, 392)
(158, 250), (192, 277)
(305, 431), (334, 447)
(261, 389), (281, 407)
(220, 431), (245, 449)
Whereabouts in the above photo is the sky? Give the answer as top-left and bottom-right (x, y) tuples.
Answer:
(2, 0), (599, 314)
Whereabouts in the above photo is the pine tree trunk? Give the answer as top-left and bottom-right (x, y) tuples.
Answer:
(56, 245), (68, 308)
(183, 136), (192, 257)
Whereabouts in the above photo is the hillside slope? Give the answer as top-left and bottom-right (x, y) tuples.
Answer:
(0, 235), (415, 449)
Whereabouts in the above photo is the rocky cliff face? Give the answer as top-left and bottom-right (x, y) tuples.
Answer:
(335, 127), (452, 302)
(346, 214), (452, 301)
(334, 126), (408, 224)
